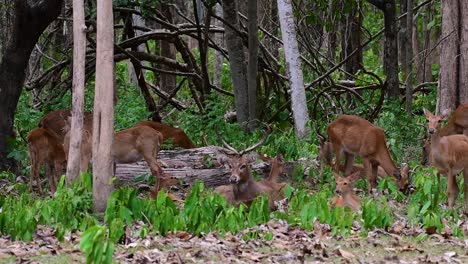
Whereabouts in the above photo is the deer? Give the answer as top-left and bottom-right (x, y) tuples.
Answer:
(421, 103), (468, 165)
(26, 128), (67, 194)
(63, 116), (93, 174)
(331, 171), (361, 211)
(326, 115), (410, 193)
(38, 109), (93, 143)
(133, 121), (196, 149)
(214, 127), (284, 210)
(423, 108), (468, 212)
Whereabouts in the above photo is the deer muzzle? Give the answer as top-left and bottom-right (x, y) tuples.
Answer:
(229, 175), (240, 184)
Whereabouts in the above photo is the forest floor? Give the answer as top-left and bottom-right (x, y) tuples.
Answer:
(0, 181), (467, 263)
(0, 219), (467, 263)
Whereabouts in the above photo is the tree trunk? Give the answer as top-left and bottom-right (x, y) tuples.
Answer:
(0, 0), (63, 171)
(247, 0), (259, 130)
(66, 0), (86, 184)
(277, 0), (310, 139)
(367, 0), (399, 98)
(437, 0), (459, 114)
(212, 3), (224, 90)
(405, 0), (413, 113)
(343, 3), (362, 76)
(221, 0), (249, 128)
(459, 0), (468, 104)
(92, 0), (115, 213)
(420, 3), (433, 83)
(160, 2), (177, 95)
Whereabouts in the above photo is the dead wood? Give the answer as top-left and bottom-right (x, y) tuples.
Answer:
(115, 146), (299, 187)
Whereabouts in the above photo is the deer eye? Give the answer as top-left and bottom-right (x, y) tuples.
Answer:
(239, 164), (246, 170)
(437, 120), (442, 123)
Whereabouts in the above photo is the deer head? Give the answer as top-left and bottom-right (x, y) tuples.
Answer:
(423, 108), (449, 135)
(333, 171), (360, 195)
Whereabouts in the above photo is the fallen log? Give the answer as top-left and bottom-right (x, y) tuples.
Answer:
(115, 146), (300, 187)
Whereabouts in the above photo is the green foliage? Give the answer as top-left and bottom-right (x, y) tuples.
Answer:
(361, 197), (393, 230)
(80, 225), (115, 264)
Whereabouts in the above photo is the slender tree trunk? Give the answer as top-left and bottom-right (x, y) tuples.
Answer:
(221, 0), (249, 128)
(367, 0), (399, 98)
(0, 0), (63, 171)
(247, 0), (259, 130)
(66, 0), (86, 184)
(405, 0), (413, 112)
(212, 3), (224, 90)
(437, 0), (459, 114)
(343, 3), (362, 76)
(420, 3), (433, 83)
(160, 2), (177, 95)
(459, 0), (468, 103)
(277, 0), (310, 138)
(92, 0), (115, 213)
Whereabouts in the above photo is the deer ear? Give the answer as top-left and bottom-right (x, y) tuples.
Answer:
(441, 109), (451, 120)
(347, 171), (361, 182)
(245, 152), (258, 163)
(217, 155), (231, 166)
(423, 108), (433, 118)
(333, 171), (342, 182)
(276, 153), (284, 163)
(401, 163), (410, 178)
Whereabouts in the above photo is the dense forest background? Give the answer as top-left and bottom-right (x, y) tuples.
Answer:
(0, 0), (467, 263)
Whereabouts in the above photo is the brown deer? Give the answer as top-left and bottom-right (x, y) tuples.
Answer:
(327, 115), (410, 193)
(423, 109), (468, 211)
(26, 128), (67, 194)
(38, 109), (93, 143)
(214, 128), (284, 209)
(421, 103), (468, 165)
(134, 121), (196, 149)
(331, 171), (361, 211)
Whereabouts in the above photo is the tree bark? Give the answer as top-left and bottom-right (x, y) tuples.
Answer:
(160, 2), (177, 95)
(212, 3), (224, 90)
(343, 3), (362, 76)
(404, 0), (413, 113)
(367, 0), (399, 98)
(92, 0), (115, 213)
(247, 0), (259, 130)
(437, 0), (459, 114)
(66, 0), (87, 184)
(277, 0), (310, 138)
(0, 0), (63, 171)
(459, 0), (468, 104)
(221, 0), (249, 128)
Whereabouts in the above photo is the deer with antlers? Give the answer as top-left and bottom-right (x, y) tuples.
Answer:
(331, 171), (361, 211)
(214, 127), (285, 210)
(326, 115), (410, 193)
(423, 108), (468, 212)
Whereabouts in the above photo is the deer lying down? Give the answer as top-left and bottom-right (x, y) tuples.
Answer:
(331, 171), (361, 211)
(424, 109), (468, 212)
(215, 154), (286, 210)
(327, 115), (410, 192)
(134, 121), (196, 149)
(26, 128), (67, 194)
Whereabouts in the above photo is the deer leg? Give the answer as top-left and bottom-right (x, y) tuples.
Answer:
(363, 159), (373, 193)
(370, 161), (379, 191)
(343, 152), (355, 176)
(332, 145), (343, 172)
(447, 169), (459, 209)
(30, 157), (40, 194)
(464, 168), (468, 214)
(45, 162), (55, 194)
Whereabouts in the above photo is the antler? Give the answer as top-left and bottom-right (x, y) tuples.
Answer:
(215, 124), (271, 155)
(239, 126), (271, 155)
(215, 124), (239, 154)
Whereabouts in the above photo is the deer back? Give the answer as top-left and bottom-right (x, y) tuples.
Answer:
(134, 121), (195, 149)
(39, 109), (93, 143)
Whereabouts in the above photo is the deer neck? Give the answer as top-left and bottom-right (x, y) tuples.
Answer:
(233, 175), (261, 201)
(376, 149), (398, 176)
(429, 130), (442, 149)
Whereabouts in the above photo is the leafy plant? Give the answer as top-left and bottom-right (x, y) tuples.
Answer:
(80, 225), (115, 264)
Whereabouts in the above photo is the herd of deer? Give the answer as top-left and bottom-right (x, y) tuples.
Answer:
(26, 103), (468, 213)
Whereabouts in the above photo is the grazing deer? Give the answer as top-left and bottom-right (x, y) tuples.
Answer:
(423, 109), (468, 211)
(134, 121), (196, 149)
(26, 128), (67, 194)
(38, 109), (93, 143)
(421, 103), (468, 165)
(327, 115), (410, 193)
(331, 171), (361, 211)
